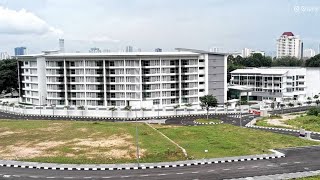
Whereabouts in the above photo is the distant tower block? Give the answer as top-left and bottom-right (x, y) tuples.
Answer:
(59, 39), (65, 53)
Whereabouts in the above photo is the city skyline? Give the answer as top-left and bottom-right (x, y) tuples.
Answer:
(0, 0), (320, 55)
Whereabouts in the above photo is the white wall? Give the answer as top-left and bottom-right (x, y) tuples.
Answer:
(306, 68), (320, 97)
(0, 105), (249, 118)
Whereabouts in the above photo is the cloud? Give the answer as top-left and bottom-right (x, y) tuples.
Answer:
(0, 6), (63, 35)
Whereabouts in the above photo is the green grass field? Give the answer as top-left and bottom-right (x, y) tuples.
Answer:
(286, 115), (320, 132)
(155, 124), (319, 159)
(194, 119), (221, 124)
(256, 114), (320, 132)
(0, 120), (318, 164)
(293, 176), (320, 180)
(0, 120), (184, 164)
(255, 117), (293, 129)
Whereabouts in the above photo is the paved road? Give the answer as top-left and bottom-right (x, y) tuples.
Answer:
(0, 146), (319, 179)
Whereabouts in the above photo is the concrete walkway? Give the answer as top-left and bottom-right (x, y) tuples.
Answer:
(0, 150), (285, 171)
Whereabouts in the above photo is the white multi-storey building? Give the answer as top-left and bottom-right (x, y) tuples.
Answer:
(276, 32), (302, 59)
(230, 67), (320, 101)
(17, 48), (227, 108)
(303, 48), (316, 58)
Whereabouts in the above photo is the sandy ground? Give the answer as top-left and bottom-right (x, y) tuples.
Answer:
(266, 114), (300, 128)
(0, 131), (145, 160)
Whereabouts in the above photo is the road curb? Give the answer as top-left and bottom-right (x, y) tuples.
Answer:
(0, 151), (285, 171)
(246, 124), (320, 135)
(193, 120), (224, 125)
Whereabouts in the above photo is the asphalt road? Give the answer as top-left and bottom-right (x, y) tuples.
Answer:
(0, 146), (319, 179)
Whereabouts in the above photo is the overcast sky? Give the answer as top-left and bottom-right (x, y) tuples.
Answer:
(0, 0), (320, 55)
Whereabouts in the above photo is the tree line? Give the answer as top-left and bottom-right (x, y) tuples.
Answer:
(0, 59), (18, 94)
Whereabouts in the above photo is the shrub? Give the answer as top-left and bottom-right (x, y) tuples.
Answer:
(307, 107), (320, 116)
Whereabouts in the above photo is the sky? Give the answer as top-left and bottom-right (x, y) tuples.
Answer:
(0, 0), (320, 55)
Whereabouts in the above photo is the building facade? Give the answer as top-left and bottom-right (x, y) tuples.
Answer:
(230, 67), (320, 101)
(17, 49), (227, 108)
(59, 39), (65, 53)
(303, 48), (316, 58)
(14, 47), (27, 56)
(276, 32), (302, 59)
(0, 52), (11, 60)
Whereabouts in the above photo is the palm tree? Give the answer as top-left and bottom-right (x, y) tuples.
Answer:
(109, 107), (117, 118)
(78, 105), (85, 116)
(141, 107), (147, 118)
(173, 104), (180, 116)
(124, 105), (132, 120)
(184, 103), (192, 115)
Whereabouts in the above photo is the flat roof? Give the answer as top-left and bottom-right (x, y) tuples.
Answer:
(231, 68), (289, 75)
(16, 48), (228, 58)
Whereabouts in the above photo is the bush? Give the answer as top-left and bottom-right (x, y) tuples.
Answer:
(307, 107), (320, 116)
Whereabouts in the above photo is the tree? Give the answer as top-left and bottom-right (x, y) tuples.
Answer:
(200, 95), (218, 119)
(307, 97), (312, 100)
(272, 56), (304, 67)
(78, 105), (85, 116)
(184, 103), (192, 115)
(316, 100), (320, 106)
(141, 107), (147, 118)
(297, 102), (302, 107)
(305, 54), (320, 67)
(288, 102), (294, 112)
(307, 101), (312, 106)
(314, 95), (319, 99)
(109, 107), (117, 118)
(173, 104), (180, 116)
(0, 59), (18, 93)
(288, 102), (294, 108)
(124, 105), (132, 119)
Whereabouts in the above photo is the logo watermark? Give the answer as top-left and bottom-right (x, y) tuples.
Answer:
(293, 5), (319, 14)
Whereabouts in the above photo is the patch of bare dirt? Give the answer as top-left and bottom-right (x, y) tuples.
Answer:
(74, 134), (132, 148)
(266, 114), (300, 128)
(0, 141), (66, 159)
(0, 131), (16, 136)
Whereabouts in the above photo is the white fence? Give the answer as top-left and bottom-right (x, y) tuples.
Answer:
(0, 105), (249, 119)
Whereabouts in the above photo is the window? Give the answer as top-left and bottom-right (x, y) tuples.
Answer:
(199, 59), (204, 62)
(199, 75), (204, 77)
(200, 89), (205, 92)
(199, 82), (204, 84)
(199, 67), (204, 70)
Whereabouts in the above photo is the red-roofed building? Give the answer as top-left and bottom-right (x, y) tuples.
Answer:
(277, 32), (302, 59)
(282, 32), (295, 36)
